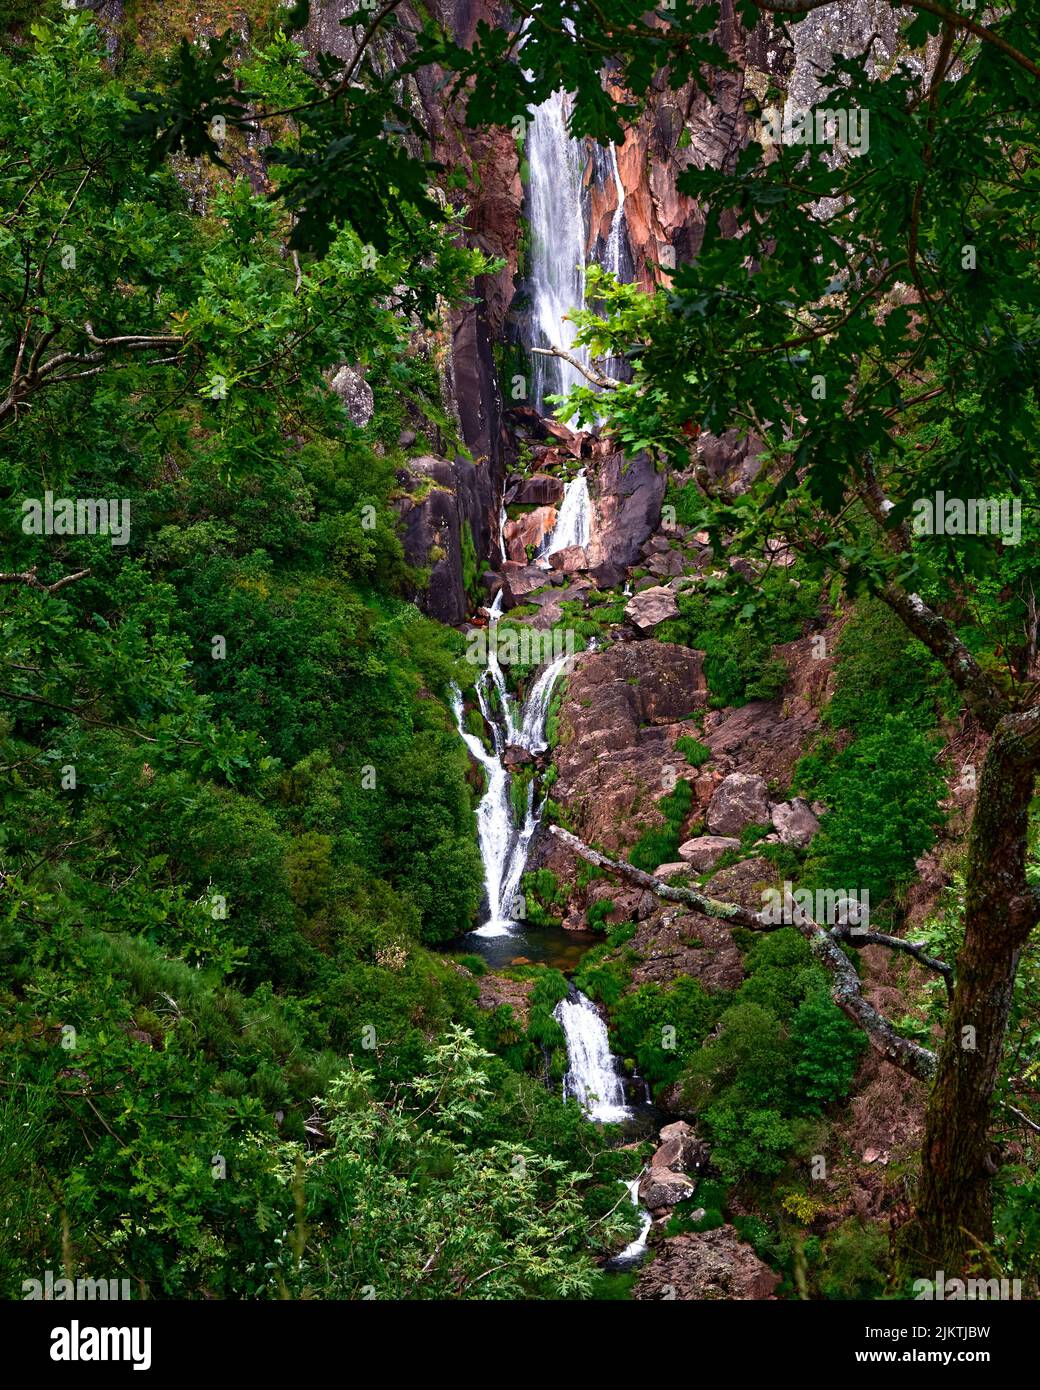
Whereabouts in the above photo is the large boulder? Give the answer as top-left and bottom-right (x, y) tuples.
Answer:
(677, 835), (740, 872)
(706, 772), (770, 837)
(503, 507), (557, 561)
(634, 1227), (781, 1301)
(653, 862), (690, 880)
(500, 561), (549, 598)
(510, 474), (565, 506)
(548, 544), (588, 574)
(394, 455), (499, 627)
(702, 699), (820, 788)
(651, 1121), (710, 1175)
(638, 1168), (696, 1211)
(625, 585), (679, 634)
(771, 796), (821, 847)
(619, 905), (745, 994)
(536, 642), (707, 859)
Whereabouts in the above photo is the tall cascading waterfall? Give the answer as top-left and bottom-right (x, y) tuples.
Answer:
(603, 141), (628, 280)
(527, 90), (592, 410)
(452, 612), (652, 1255)
(451, 593), (571, 936)
(465, 89), (648, 1255)
(540, 469), (591, 560)
(524, 93), (634, 414)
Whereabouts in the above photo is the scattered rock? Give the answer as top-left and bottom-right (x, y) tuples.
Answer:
(327, 364), (374, 427)
(703, 856), (775, 911)
(654, 861), (690, 879)
(677, 835), (741, 872)
(706, 772), (770, 836)
(548, 544), (588, 573)
(500, 561), (550, 597)
(770, 796), (821, 847)
(503, 744), (534, 772)
(511, 473), (565, 506)
(625, 585), (679, 633)
(638, 1168), (697, 1211)
(648, 549), (684, 578)
(651, 1121), (710, 1174)
(633, 1227), (781, 1300)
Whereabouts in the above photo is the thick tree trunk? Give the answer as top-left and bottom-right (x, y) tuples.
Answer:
(904, 714), (1040, 1276)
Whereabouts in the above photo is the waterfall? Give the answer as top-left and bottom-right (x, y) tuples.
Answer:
(553, 988), (630, 1123)
(526, 90), (592, 410)
(541, 469), (591, 559)
(603, 141), (628, 280)
(601, 141), (630, 383)
(609, 1178), (653, 1269)
(519, 650), (571, 752)
(451, 596), (570, 936)
(524, 89), (636, 412)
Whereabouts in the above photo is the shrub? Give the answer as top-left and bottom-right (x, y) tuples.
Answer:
(797, 712), (945, 915)
(788, 987), (867, 1114)
(675, 735), (713, 768)
(702, 1104), (796, 1182)
(629, 778), (694, 871)
(816, 1220), (890, 1300)
(612, 978), (721, 1089)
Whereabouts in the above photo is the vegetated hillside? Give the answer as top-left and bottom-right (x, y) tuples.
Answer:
(1, 3), (1039, 1303)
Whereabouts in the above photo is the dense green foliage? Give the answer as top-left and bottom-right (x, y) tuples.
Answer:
(0, 20), (630, 1299)
(682, 931), (866, 1181)
(795, 603), (949, 918)
(656, 569), (821, 708)
(5, 0), (1040, 1302)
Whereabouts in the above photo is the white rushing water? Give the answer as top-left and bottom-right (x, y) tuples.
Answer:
(451, 594), (570, 936)
(518, 650), (571, 752)
(541, 469), (591, 559)
(526, 90), (592, 410)
(611, 1177), (653, 1267)
(553, 989), (630, 1123)
(603, 141), (628, 280)
(524, 87), (635, 413)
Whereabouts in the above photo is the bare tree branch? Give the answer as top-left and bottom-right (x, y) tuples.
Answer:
(550, 824), (938, 1083)
(832, 924), (955, 1000)
(530, 346), (620, 390)
(0, 566), (92, 595)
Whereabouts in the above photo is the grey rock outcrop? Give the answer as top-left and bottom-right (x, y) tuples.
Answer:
(706, 772), (771, 836)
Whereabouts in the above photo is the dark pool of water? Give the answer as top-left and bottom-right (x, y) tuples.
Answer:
(456, 923), (601, 972)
